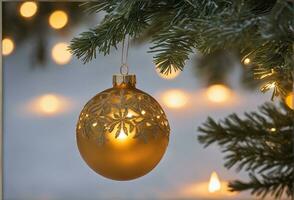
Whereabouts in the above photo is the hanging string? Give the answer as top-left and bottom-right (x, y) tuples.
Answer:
(120, 35), (130, 75)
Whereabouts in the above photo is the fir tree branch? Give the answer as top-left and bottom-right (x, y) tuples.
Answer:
(198, 103), (294, 198)
(69, 0), (293, 98)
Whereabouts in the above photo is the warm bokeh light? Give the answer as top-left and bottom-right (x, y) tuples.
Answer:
(49, 10), (68, 29)
(285, 93), (293, 110)
(39, 94), (60, 114)
(19, 1), (37, 18)
(208, 171), (221, 193)
(155, 65), (180, 80)
(180, 171), (237, 199)
(2, 38), (15, 56)
(26, 93), (72, 116)
(161, 89), (188, 108)
(206, 84), (231, 103)
(51, 42), (71, 65)
(243, 58), (250, 65)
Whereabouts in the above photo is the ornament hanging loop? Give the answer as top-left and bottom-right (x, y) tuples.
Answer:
(120, 63), (129, 75)
(120, 35), (130, 75)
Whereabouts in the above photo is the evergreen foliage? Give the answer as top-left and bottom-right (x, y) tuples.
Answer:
(199, 103), (294, 198)
(70, 0), (293, 98)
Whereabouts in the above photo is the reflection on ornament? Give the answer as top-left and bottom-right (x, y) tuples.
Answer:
(77, 74), (170, 180)
(51, 42), (71, 65)
(285, 93), (293, 110)
(208, 171), (221, 193)
(49, 10), (68, 29)
(243, 58), (250, 65)
(2, 38), (14, 56)
(155, 64), (180, 80)
(19, 1), (37, 18)
(206, 84), (231, 103)
(161, 89), (188, 109)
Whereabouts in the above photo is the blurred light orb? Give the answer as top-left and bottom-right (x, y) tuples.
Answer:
(208, 171), (221, 193)
(49, 10), (68, 29)
(161, 89), (188, 108)
(51, 42), (71, 65)
(285, 93), (293, 110)
(243, 58), (250, 65)
(2, 38), (14, 56)
(155, 65), (180, 80)
(20, 1), (37, 18)
(39, 94), (60, 114)
(206, 84), (231, 103)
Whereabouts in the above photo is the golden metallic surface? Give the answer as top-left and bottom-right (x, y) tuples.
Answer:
(77, 77), (170, 180)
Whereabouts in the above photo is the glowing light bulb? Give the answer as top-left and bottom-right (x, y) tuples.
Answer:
(206, 84), (231, 103)
(269, 127), (276, 132)
(285, 93), (293, 110)
(161, 89), (188, 108)
(243, 58), (250, 65)
(49, 10), (68, 29)
(2, 38), (14, 56)
(117, 129), (128, 140)
(39, 94), (60, 114)
(19, 1), (37, 18)
(51, 42), (71, 65)
(155, 64), (180, 80)
(208, 171), (221, 193)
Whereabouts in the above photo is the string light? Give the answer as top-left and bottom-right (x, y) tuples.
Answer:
(19, 1), (38, 18)
(51, 42), (72, 65)
(161, 89), (188, 108)
(155, 64), (180, 80)
(243, 58), (250, 65)
(49, 10), (68, 29)
(206, 84), (231, 103)
(2, 38), (15, 56)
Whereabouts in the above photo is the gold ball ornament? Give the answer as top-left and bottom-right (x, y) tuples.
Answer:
(76, 74), (170, 180)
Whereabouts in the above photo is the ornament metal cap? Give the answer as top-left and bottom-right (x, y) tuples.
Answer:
(113, 74), (136, 88)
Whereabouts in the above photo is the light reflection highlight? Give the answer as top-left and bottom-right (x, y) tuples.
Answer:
(285, 93), (293, 110)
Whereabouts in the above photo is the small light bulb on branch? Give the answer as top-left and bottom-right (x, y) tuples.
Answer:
(243, 58), (250, 65)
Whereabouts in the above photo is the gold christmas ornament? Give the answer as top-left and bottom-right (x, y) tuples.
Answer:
(76, 74), (170, 180)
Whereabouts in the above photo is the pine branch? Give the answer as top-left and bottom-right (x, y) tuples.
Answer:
(198, 103), (294, 198)
(69, 0), (293, 98)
